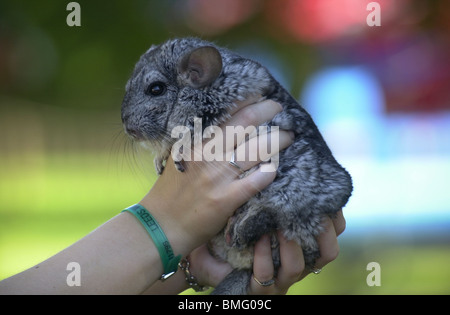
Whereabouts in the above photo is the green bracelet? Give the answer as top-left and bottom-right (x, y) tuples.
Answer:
(122, 204), (181, 280)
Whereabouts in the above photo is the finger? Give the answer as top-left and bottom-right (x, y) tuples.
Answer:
(226, 99), (283, 134)
(276, 231), (305, 291)
(309, 217), (339, 275)
(231, 129), (294, 172)
(223, 100), (283, 151)
(249, 235), (275, 294)
(228, 94), (264, 115)
(332, 210), (346, 236)
(227, 166), (276, 208)
(189, 245), (233, 288)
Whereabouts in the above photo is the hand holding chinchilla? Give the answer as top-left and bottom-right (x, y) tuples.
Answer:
(122, 38), (353, 294)
(0, 96), (295, 295)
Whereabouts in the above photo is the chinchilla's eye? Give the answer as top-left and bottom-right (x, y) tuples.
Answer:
(146, 81), (166, 96)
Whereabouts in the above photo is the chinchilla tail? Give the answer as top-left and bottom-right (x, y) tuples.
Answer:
(210, 268), (252, 295)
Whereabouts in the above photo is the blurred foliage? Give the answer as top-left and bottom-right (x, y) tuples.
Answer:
(0, 0), (317, 110)
(0, 151), (157, 279)
(1, 149), (449, 294)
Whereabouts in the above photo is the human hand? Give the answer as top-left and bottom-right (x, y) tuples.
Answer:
(187, 210), (346, 294)
(249, 211), (346, 294)
(140, 96), (294, 257)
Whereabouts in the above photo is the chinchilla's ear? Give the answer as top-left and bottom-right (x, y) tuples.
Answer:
(178, 46), (222, 88)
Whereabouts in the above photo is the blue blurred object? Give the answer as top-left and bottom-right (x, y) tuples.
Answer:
(302, 66), (386, 158)
(301, 66), (450, 239)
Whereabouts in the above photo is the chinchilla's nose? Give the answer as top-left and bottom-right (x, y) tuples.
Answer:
(122, 113), (144, 140)
(123, 123), (144, 140)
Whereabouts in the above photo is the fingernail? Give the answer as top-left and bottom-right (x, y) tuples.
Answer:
(273, 100), (283, 112)
(264, 99), (283, 112)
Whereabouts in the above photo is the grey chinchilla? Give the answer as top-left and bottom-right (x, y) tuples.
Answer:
(121, 37), (353, 295)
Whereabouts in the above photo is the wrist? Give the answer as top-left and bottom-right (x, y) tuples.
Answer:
(122, 204), (182, 280)
(139, 191), (197, 257)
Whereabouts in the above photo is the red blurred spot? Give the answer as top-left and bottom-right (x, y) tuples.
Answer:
(185, 0), (261, 35)
(266, 0), (398, 43)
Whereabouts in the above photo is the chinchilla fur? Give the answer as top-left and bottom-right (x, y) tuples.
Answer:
(121, 37), (353, 295)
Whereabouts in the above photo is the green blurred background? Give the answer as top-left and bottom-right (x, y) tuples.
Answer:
(1, 0), (450, 294)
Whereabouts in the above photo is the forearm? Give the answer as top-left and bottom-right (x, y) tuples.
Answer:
(141, 269), (190, 295)
(0, 213), (163, 294)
